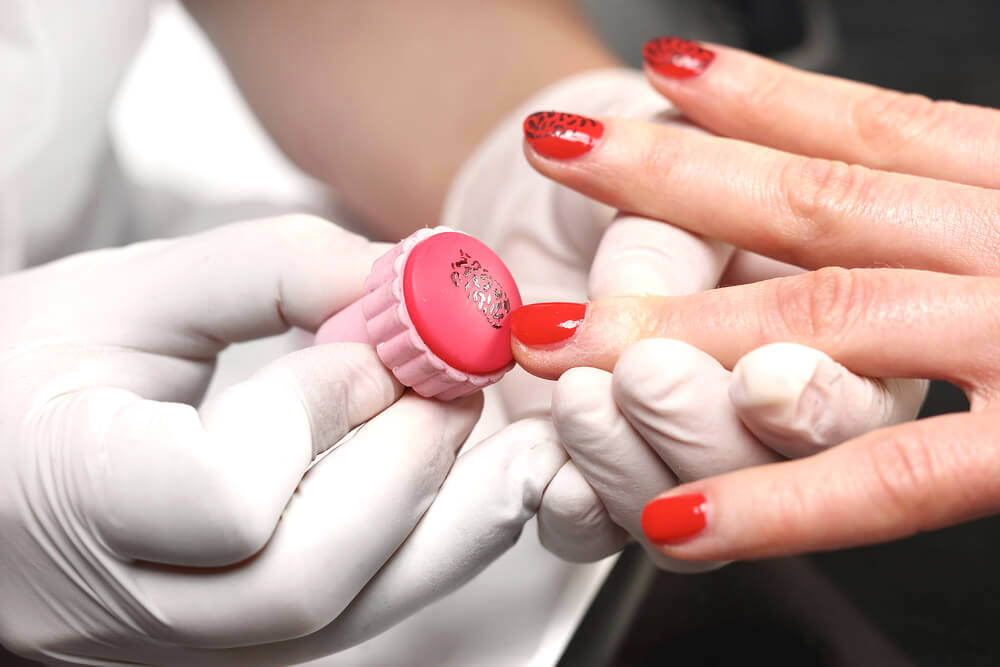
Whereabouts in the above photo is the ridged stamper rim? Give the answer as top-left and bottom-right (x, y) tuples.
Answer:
(360, 226), (514, 400)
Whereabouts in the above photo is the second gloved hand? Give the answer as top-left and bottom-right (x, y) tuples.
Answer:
(0, 216), (568, 665)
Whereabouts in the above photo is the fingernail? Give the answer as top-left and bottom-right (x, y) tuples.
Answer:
(642, 36), (716, 79)
(523, 112), (604, 159)
(510, 302), (587, 347)
(641, 493), (708, 544)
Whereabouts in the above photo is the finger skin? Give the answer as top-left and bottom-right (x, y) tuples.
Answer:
(512, 268), (1000, 393)
(730, 343), (928, 458)
(644, 42), (1000, 189)
(524, 116), (1000, 275)
(642, 411), (1000, 562)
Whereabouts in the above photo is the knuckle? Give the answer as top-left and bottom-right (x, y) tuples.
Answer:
(768, 267), (868, 342)
(542, 476), (607, 531)
(552, 368), (615, 437)
(864, 428), (937, 526)
(538, 493), (622, 562)
(218, 503), (276, 564)
(609, 343), (657, 404)
(851, 90), (946, 163)
(768, 478), (812, 541)
(777, 156), (872, 256)
(461, 419), (562, 530)
(343, 349), (399, 409)
(193, 459), (277, 562)
(968, 198), (1000, 273)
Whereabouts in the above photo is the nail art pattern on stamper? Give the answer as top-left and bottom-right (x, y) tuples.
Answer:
(450, 249), (512, 329)
(643, 37), (715, 79)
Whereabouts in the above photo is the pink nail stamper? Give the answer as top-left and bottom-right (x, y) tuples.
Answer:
(315, 227), (522, 400)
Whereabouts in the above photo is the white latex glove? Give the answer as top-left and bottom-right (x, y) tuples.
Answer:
(550, 340), (928, 571)
(0, 215), (568, 665)
(443, 69), (928, 569)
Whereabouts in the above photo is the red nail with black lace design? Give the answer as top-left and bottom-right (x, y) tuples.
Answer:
(642, 36), (716, 79)
(522, 111), (604, 159)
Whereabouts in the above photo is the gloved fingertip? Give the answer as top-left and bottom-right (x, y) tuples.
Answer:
(729, 342), (826, 414)
(587, 214), (733, 300)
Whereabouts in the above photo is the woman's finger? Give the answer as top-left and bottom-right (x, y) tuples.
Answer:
(510, 268), (1000, 394)
(639, 411), (1000, 561)
(521, 115), (1000, 275)
(641, 38), (1000, 189)
(730, 343), (928, 458)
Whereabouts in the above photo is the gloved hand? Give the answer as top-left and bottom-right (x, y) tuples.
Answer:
(0, 215), (568, 665)
(443, 68), (927, 569)
(544, 340), (927, 571)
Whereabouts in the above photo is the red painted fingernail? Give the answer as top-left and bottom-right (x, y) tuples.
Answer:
(510, 302), (587, 347)
(641, 493), (708, 544)
(523, 111), (604, 159)
(642, 36), (716, 79)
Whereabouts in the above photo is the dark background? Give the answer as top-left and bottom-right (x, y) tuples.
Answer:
(561, 1), (997, 665)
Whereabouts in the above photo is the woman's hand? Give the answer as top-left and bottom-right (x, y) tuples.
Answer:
(0, 216), (569, 665)
(510, 39), (1000, 562)
(446, 66), (925, 568)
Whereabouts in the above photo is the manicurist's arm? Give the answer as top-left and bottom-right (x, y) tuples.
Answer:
(183, 0), (620, 237)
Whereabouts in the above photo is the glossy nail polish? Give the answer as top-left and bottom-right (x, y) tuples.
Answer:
(509, 302), (586, 347)
(641, 493), (708, 544)
(523, 112), (604, 159)
(642, 37), (715, 79)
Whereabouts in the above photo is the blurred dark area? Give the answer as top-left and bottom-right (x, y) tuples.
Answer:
(563, 0), (996, 665)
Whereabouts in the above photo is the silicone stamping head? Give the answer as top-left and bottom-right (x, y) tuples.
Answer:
(403, 231), (517, 375)
(316, 227), (522, 400)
